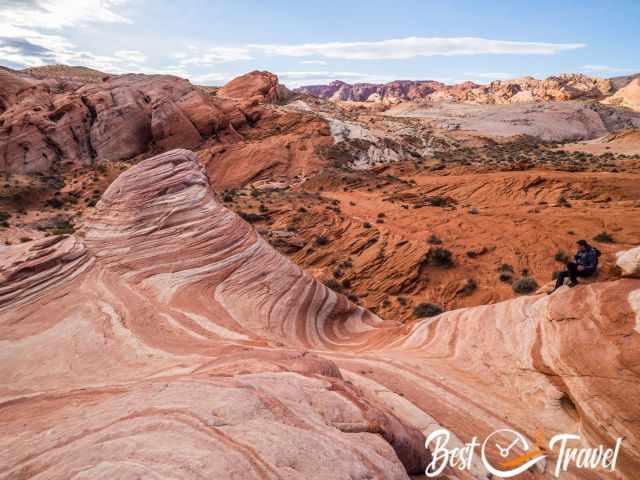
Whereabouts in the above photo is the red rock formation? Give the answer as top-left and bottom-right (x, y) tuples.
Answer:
(0, 70), (329, 187)
(0, 73), (238, 173)
(218, 70), (291, 104)
(296, 74), (614, 104)
(1, 149), (639, 478)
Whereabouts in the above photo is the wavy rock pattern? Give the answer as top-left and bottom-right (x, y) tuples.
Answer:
(1, 149), (639, 479)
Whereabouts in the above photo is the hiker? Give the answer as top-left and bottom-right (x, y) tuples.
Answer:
(551, 239), (600, 292)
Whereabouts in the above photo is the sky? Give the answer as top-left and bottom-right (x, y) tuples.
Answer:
(0, 0), (638, 88)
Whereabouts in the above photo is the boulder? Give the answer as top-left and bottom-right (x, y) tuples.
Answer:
(617, 245), (640, 277)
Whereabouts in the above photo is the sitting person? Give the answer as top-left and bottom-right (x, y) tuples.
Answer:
(551, 239), (600, 293)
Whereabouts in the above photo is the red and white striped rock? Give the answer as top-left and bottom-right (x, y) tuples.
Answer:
(1, 149), (639, 479)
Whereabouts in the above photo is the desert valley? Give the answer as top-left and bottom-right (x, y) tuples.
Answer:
(1, 61), (640, 479)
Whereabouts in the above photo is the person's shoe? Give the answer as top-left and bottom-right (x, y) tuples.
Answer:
(568, 281), (578, 288)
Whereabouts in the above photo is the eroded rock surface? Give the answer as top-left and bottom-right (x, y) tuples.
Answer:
(296, 74), (614, 105)
(1, 149), (639, 479)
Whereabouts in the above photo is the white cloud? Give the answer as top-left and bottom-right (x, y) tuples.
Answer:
(114, 49), (147, 63)
(178, 47), (252, 65)
(580, 64), (634, 74)
(190, 71), (227, 84)
(251, 36), (586, 60)
(0, 0), (131, 30)
(300, 60), (327, 65)
(0, 0), (139, 72)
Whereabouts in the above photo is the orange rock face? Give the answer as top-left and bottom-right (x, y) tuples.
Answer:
(0, 73), (234, 173)
(1, 149), (639, 479)
(218, 70), (292, 104)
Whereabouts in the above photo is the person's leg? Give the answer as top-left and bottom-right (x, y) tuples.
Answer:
(554, 269), (569, 289)
(566, 262), (578, 285)
(576, 268), (594, 279)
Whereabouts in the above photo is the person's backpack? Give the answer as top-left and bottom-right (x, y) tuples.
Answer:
(593, 247), (602, 266)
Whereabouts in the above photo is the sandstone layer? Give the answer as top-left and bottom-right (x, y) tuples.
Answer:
(0, 69), (326, 182)
(1, 149), (639, 479)
(296, 74), (614, 105)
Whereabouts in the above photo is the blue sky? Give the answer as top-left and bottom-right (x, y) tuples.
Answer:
(1, 0), (638, 87)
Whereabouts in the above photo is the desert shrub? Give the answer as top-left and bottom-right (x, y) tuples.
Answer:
(512, 276), (539, 295)
(341, 278), (352, 289)
(363, 222), (372, 229)
(51, 220), (75, 235)
(397, 296), (408, 306)
(315, 235), (330, 246)
(499, 271), (514, 283)
(339, 259), (353, 269)
(425, 195), (453, 207)
(347, 293), (359, 303)
(554, 250), (570, 263)
(377, 212), (385, 218)
(19, 236), (33, 243)
(46, 197), (64, 209)
(239, 212), (267, 223)
(427, 247), (453, 267)
(0, 210), (9, 227)
(593, 231), (614, 243)
(498, 263), (514, 273)
(459, 278), (477, 296)
(413, 303), (443, 318)
(427, 234), (442, 245)
(323, 278), (343, 292)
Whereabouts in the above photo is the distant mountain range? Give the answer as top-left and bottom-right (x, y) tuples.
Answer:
(295, 73), (640, 105)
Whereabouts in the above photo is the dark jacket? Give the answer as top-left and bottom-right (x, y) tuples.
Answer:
(575, 246), (598, 272)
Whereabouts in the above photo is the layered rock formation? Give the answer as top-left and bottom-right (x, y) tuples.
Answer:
(296, 74), (615, 105)
(1, 149), (639, 479)
(0, 69), (332, 187)
(603, 78), (640, 111)
(0, 70), (240, 173)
